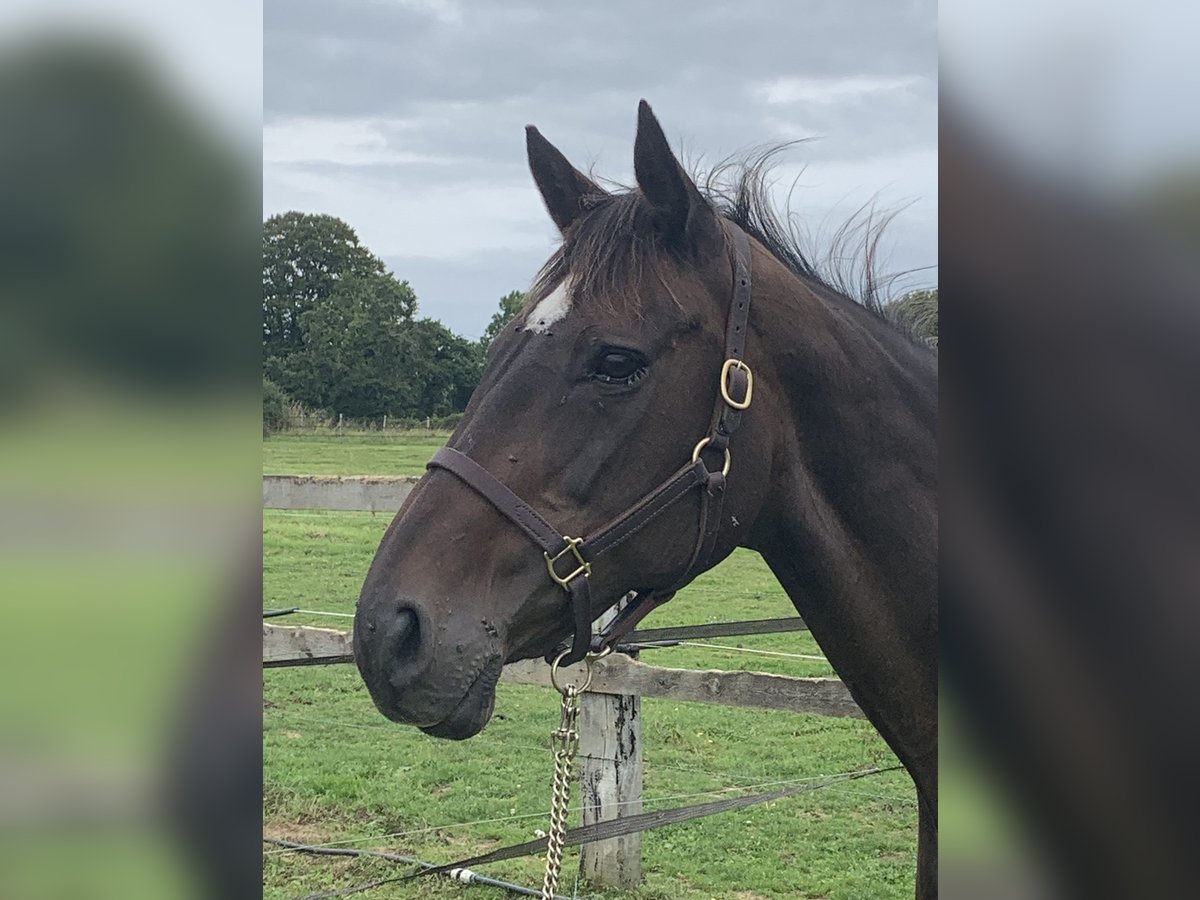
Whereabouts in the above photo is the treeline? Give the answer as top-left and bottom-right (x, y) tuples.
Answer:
(262, 211), (522, 430)
(263, 211), (938, 433)
(885, 288), (938, 346)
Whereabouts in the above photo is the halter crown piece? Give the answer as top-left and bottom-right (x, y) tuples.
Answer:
(427, 223), (754, 666)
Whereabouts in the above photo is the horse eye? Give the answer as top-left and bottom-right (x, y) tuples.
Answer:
(592, 350), (647, 384)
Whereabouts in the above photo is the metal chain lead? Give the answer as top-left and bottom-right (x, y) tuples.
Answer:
(541, 649), (602, 900)
(541, 683), (580, 900)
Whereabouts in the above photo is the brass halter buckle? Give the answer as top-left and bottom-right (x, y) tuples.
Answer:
(544, 536), (591, 588)
(720, 358), (754, 410)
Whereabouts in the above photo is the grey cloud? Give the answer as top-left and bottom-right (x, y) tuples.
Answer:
(265, 0), (936, 335)
(385, 249), (550, 340)
(265, 1), (933, 122)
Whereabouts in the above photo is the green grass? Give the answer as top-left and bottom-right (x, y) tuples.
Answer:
(263, 431), (451, 476)
(263, 433), (918, 898)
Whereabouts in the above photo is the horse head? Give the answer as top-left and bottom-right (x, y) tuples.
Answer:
(353, 102), (776, 738)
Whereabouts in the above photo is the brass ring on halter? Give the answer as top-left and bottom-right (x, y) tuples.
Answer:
(720, 358), (753, 410)
(692, 437), (732, 476)
(588, 645), (613, 663)
(549, 648), (595, 695)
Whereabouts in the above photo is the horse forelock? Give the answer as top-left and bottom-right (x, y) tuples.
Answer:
(525, 191), (671, 323)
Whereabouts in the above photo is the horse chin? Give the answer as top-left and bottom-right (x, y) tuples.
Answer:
(418, 660), (501, 741)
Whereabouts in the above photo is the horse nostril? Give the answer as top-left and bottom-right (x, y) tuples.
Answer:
(393, 607), (421, 664)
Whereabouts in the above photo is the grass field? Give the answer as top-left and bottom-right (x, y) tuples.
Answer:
(264, 430), (452, 476)
(263, 432), (918, 899)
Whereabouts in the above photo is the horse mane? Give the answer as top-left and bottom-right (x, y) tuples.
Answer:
(701, 145), (900, 318)
(527, 144), (925, 341)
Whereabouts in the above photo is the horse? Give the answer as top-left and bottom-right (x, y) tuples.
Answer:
(354, 101), (938, 898)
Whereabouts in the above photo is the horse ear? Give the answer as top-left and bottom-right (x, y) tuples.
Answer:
(526, 126), (605, 234)
(633, 100), (719, 252)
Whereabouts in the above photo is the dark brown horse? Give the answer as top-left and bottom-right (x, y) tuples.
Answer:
(354, 101), (937, 897)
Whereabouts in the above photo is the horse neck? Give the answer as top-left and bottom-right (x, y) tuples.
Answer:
(745, 250), (938, 653)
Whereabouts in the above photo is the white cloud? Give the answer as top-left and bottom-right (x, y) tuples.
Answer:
(754, 75), (925, 106)
(2, 0), (261, 135)
(391, 0), (462, 26)
(263, 117), (447, 166)
(263, 164), (553, 261)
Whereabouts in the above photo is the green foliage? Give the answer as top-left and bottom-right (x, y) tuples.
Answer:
(479, 289), (526, 349)
(262, 212), (488, 422)
(262, 377), (290, 435)
(886, 288), (938, 345)
(268, 273), (421, 418)
(404, 318), (484, 417)
(0, 42), (251, 393)
(429, 412), (464, 430)
(262, 212), (410, 361)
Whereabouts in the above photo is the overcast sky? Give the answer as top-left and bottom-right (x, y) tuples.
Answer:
(264, 0), (937, 339)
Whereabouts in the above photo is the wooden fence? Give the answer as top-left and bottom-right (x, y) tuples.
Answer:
(262, 622), (861, 719)
(263, 474), (419, 512)
(263, 475), (861, 889)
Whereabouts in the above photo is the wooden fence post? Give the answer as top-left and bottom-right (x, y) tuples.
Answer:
(578, 599), (643, 888)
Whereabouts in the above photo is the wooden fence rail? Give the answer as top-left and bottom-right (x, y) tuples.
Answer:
(263, 623), (861, 719)
(263, 475), (418, 512)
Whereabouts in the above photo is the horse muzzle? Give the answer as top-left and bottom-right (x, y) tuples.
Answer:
(353, 598), (503, 739)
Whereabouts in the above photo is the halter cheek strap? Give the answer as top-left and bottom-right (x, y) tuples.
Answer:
(423, 445), (600, 664)
(427, 223), (754, 666)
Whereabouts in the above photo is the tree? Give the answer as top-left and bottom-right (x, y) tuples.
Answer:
(262, 212), (414, 362)
(262, 210), (490, 420)
(273, 274), (420, 418)
(262, 377), (291, 435)
(886, 288), (938, 345)
(479, 290), (527, 349)
(0, 43), (251, 393)
(407, 320), (484, 417)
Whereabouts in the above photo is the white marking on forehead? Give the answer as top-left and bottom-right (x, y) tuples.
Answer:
(526, 278), (573, 334)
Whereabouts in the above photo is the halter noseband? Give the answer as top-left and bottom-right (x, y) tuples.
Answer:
(427, 223), (754, 666)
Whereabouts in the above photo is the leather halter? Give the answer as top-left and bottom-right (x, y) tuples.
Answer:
(427, 223), (754, 666)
